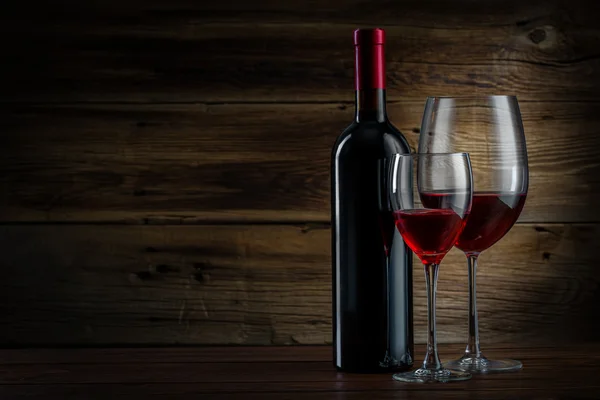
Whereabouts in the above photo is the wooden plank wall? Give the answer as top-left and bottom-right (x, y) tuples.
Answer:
(0, 0), (599, 346)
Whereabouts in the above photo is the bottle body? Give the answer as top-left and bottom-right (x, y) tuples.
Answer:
(332, 115), (413, 372)
(332, 28), (413, 373)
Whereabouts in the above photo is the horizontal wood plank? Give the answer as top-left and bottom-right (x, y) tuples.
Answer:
(2, 387), (598, 400)
(0, 344), (584, 365)
(1, 102), (599, 223)
(1, 352), (599, 385)
(0, 224), (597, 346)
(1, 1), (599, 102)
(0, 345), (599, 400)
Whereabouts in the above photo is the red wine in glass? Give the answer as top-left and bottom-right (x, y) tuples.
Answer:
(455, 192), (526, 253)
(420, 191), (526, 253)
(393, 209), (465, 264)
(389, 153), (472, 383)
(418, 95), (528, 374)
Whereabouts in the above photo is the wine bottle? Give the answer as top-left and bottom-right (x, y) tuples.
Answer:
(331, 28), (413, 372)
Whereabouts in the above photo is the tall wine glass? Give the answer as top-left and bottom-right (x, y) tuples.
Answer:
(419, 96), (529, 373)
(389, 153), (473, 383)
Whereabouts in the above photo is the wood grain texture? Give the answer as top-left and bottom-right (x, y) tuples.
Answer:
(2, 387), (598, 400)
(0, 349), (598, 385)
(1, 101), (599, 223)
(0, 224), (597, 346)
(1, 1), (599, 102)
(1, 0), (599, 352)
(0, 344), (589, 364)
(0, 345), (599, 399)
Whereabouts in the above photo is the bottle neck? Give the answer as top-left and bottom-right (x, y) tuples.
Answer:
(354, 40), (387, 123)
(355, 89), (387, 122)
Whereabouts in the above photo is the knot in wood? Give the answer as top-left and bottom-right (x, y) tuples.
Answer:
(529, 28), (546, 44)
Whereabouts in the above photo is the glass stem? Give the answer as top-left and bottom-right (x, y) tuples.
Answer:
(465, 253), (482, 358)
(422, 263), (442, 370)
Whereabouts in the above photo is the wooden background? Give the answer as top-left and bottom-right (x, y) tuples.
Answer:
(0, 0), (599, 346)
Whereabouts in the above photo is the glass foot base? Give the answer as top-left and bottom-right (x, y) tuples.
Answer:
(393, 368), (471, 383)
(445, 355), (522, 374)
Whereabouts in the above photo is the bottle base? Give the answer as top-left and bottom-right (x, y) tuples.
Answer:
(335, 362), (413, 374)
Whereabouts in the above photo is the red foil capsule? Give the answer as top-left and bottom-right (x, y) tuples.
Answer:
(354, 28), (386, 90)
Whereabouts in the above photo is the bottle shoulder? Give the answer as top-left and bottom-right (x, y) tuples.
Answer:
(335, 121), (359, 143)
(333, 120), (412, 155)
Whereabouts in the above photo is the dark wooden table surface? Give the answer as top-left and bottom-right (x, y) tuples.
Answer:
(1, 344), (599, 399)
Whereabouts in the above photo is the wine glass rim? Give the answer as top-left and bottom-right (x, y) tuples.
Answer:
(390, 152), (470, 159)
(426, 95), (517, 100)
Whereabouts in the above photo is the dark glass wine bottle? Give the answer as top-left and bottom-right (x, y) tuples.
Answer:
(331, 28), (413, 372)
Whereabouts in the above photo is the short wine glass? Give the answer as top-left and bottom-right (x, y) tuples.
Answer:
(389, 153), (473, 383)
(419, 96), (528, 373)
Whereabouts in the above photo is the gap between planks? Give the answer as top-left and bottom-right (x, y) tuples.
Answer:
(2, 100), (600, 107)
(0, 221), (597, 227)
